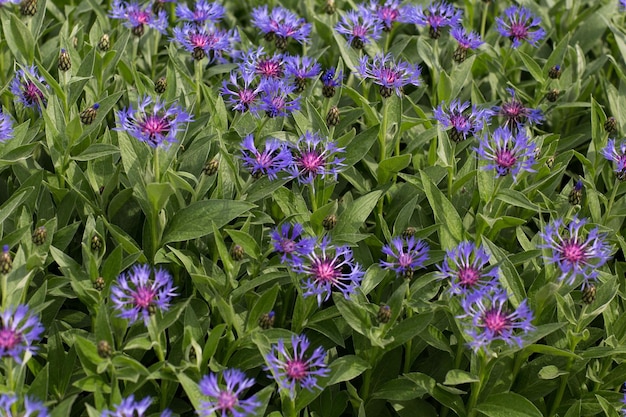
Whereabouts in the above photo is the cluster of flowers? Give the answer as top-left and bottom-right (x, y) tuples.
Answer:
(240, 131), (345, 184)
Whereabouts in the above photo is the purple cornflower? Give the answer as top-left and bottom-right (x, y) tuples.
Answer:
(335, 6), (384, 49)
(10, 65), (47, 112)
(255, 78), (301, 118)
(458, 287), (535, 352)
(494, 88), (544, 129)
(101, 395), (159, 417)
(357, 53), (421, 98)
(539, 216), (612, 288)
(265, 334), (329, 399)
(403, 1), (462, 39)
(251, 5), (311, 49)
(0, 108), (14, 142)
(437, 241), (499, 296)
(321, 67), (343, 98)
(295, 236), (364, 305)
(270, 223), (316, 266)
(475, 126), (537, 182)
(496, 6), (546, 48)
(198, 369), (261, 417)
(287, 131), (345, 184)
(172, 23), (238, 63)
(221, 71), (261, 113)
(0, 305), (44, 364)
(110, 265), (178, 326)
(284, 55), (321, 93)
(380, 236), (429, 279)
(175, 0), (224, 24)
(434, 99), (493, 143)
(240, 134), (292, 179)
(0, 0), (20, 5)
(368, 0), (402, 31)
(110, 0), (168, 36)
(114, 96), (193, 148)
(0, 394), (49, 417)
(601, 139), (626, 180)
(239, 47), (284, 81)
(621, 0), (626, 12)
(451, 27), (483, 63)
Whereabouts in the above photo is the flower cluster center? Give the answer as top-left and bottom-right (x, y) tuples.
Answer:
(285, 359), (308, 380)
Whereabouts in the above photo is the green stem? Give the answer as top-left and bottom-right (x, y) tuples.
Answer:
(480, 1), (489, 40)
(466, 351), (487, 417)
(379, 98), (390, 164)
(602, 178), (620, 224)
(195, 60), (203, 110)
(308, 182), (318, 212)
(403, 284), (413, 374)
(154, 146), (161, 182)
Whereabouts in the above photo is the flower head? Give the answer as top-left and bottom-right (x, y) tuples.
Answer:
(114, 96), (193, 148)
(494, 88), (543, 129)
(110, 265), (178, 326)
(0, 305), (44, 363)
(110, 0), (168, 36)
(198, 369), (261, 417)
(496, 6), (546, 48)
(221, 71), (261, 113)
(252, 5), (311, 48)
(368, 0), (402, 31)
(239, 47), (284, 81)
(403, 1), (462, 39)
(602, 139), (626, 180)
(475, 126), (537, 181)
(539, 216), (612, 288)
(621, 0), (626, 12)
(11, 65), (47, 112)
(175, 0), (224, 24)
(0, 0), (20, 5)
(357, 53), (421, 98)
(335, 6), (383, 49)
(284, 55), (321, 92)
(255, 78), (301, 118)
(0, 394), (49, 417)
(265, 334), (329, 399)
(451, 27), (483, 63)
(270, 223), (316, 266)
(240, 134), (292, 179)
(101, 395), (153, 417)
(434, 99), (493, 142)
(0, 108), (14, 142)
(321, 67), (343, 98)
(295, 236), (364, 305)
(458, 287), (535, 352)
(380, 236), (429, 279)
(287, 131), (345, 184)
(437, 241), (499, 295)
(173, 23), (238, 63)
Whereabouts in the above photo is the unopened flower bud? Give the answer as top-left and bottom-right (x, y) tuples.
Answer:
(548, 65), (562, 80)
(582, 284), (596, 304)
(97, 340), (112, 358)
(546, 89), (559, 102)
(377, 304), (391, 324)
(98, 34), (111, 52)
(0, 246), (12, 274)
(80, 103), (99, 125)
(91, 234), (103, 252)
(326, 106), (340, 127)
(402, 227), (416, 238)
(155, 77), (167, 94)
(230, 244), (244, 261)
(58, 49), (71, 72)
(605, 117), (617, 134)
(20, 0), (37, 16)
(32, 226), (47, 245)
(202, 159), (219, 176)
(93, 276), (105, 291)
(323, 214), (337, 230)
(568, 180), (583, 206)
(259, 311), (275, 329)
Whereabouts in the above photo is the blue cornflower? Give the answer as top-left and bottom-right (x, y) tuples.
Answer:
(368, 0), (402, 31)
(10, 65), (47, 112)
(458, 286), (535, 352)
(335, 6), (384, 49)
(198, 369), (261, 417)
(221, 71), (261, 113)
(0, 108), (14, 142)
(256, 78), (301, 118)
(110, 265), (178, 326)
(239, 47), (284, 81)
(175, 0), (224, 24)
(287, 131), (345, 184)
(601, 139), (626, 180)
(380, 236), (429, 279)
(437, 241), (499, 296)
(110, 0), (168, 36)
(295, 236), (364, 306)
(265, 334), (329, 399)
(621, 0), (626, 12)
(284, 55), (321, 93)
(270, 223), (316, 266)
(240, 134), (293, 179)
(0, 394), (49, 417)
(0, 304), (44, 364)
(434, 99), (493, 142)
(494, 88), (543, 129)
(451, 27), (484, 63)
(475, 126), (537, 182)
(0, 0), (20, 5)
(539, 216), (612, 289)
(172, 23), (238, 62)
(357, 53), (421, 98)
(321, 67), (343, 98)
(403, 1), (462, 39)
(496, 6), (546, 48)
(251, 5), (311, 49)
(101, 395), (170, 417)
(114, 96), (193, 148)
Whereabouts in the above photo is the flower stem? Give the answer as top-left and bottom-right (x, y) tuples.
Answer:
(480, 2), (489, 40)
(403, 284), (413, 374)
(466, 350), (487, 417)
(602, 177), (620, 224)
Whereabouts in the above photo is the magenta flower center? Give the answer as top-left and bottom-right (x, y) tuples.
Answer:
(133, 11), (150, 24)
(286, 359), (308, 380)
(216, 390), (238, 411)
(238, 89), (256, 107)
(133, 286), (156, 309)
(457, 266), (480, 287)
(256, 59), (283, 78)
(352, 25), (368, 38)
(501, 101), (524, 119)
(398, 253), (414, 268)
(509, 22), (529, 40)
(140, 115), (171, 143)
(380, 8), (399, 22)
(280, 239), (296, 254)
(561, 239), (587, 264)
(495, 149), (517, 169)
(0, 327), (22, 351)
(483, 309), (509, 335)
(24, 82), (44, 105)
(312, 258), (340, 283)
(378, 68), (399, 86)
(255, 151), (274, 169)
(450, 113), (470, 130)
(298, 150), (324, 173)
(428, 15), (445, 28)
(190, 33), (210, 48)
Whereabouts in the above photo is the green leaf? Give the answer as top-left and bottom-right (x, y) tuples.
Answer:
(339, 125), (379, 169)
(420, 170), (463, 247)
(3, 14), (35, 63)
(516, 50), (545, 83)
(73, 144), (120, 161)
(332, 190), (382, 237)
(496, 188), (540, 211)
(327, 355), (370, 386)
(444, 370), (479, 385)
(538, 365), (567, 380)
(146, 182), (175, 214)
(372, 378), (429, 401)
(162, 200), (255, 243)
(474, 392), (543, 417)
(386, 312), (433, 350)
(246, 285), (280, 332)
(378, 154), (411, 184)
